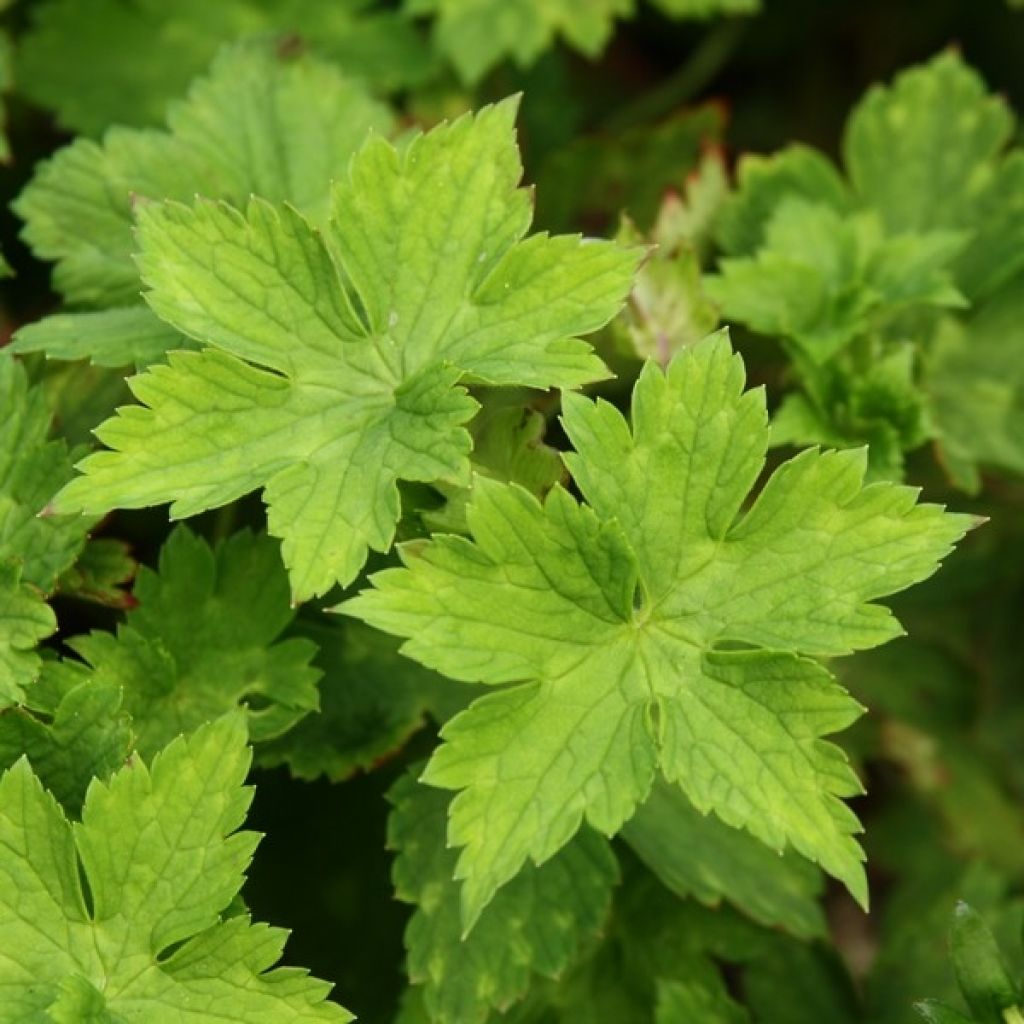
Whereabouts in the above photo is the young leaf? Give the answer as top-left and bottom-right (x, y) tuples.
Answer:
(714, 143), (850, 257)
(13, 44), (393, 368)
(51, 100), (642, 601)
(0, 713), (351, 1020)
(346, 331), (971, 927)
(63, 527), (320, 757)
(389, 766), (617, 1023)
(706, 198), (965, 363)
(18, 0), (432, 136)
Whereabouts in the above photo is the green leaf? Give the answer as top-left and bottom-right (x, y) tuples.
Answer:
(621, 776), (826, 938)
(0, 668), (131, 815)
(18, 0), (432, 136)
(925, 280), (1024, 492)
(844, 51), (1013, 237)
(772, 345), (933, 482)
(389, 766), (617, 1023)
(408, 0), (631, 84)
(0, 560), (57, 708)
(63, 527), (320, 757)
(14, 41), (394, 367)
(52, 100), (641, 601)
(56, 538), (137, 609)
(714, 143), (850, 257)
(424, 402), (567, 535)
(0, 356), (92, 592)
(950, 903), (1021, 1023)
(916, 1002), (976, 1024)
(656, 976), (750, 1024)
(11, 308), (188, 369)
(346, 332), (971, 926)
(257, 618), (472, 781)
(706, 198), (964, 363)
(0, 713), (352, 1020)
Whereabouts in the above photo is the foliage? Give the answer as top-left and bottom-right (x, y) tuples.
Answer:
(1, 3), (1023, 1022)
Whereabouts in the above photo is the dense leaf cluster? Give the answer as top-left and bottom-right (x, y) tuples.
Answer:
(0, 2), (1022, 1022)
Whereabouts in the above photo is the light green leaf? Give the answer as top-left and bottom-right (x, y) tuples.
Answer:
(64, 527), (320, 757)
(408, 0), (631, 84)
(714, 143), (850, 257)
(52, 100), (640, 600)
(346, 332), (971, 927)
(0, 714), (351, 1021)
(18, 0), (432, 136)
(14, 42), (393, 347)
(389, 766), (617, 1023)
(424, 402), (566, 535)
(844, 51), (1013, 237)
(11, 308), (188, 369)
(257, 618), (472, 781)
(925, 280), (1024, 492)
(622, 776), (826, 938)
(706, 198), (964, 362)
(0, 560), (57, 708)
(0, 667), (131, 815)
(0, 357), (92, 592)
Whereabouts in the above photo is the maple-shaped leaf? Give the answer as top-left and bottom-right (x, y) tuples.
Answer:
(13, 44), (393, 368)
(0, 713), (351, 1021)
(51, 100), (641, 601)
(346, 332), (971, 928)
(389, 766), (617, 1024)
(63, 526), (320, 757)
(17, 0), (432, 136)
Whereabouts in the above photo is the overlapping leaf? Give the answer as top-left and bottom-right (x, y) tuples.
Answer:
(257, 619), (472, 781)
(64, 526), (320, 756)
(347, 332), (971, 927)
(18, 0), (432, 136)
(389, 767), (617, 1024)
(51, 99), (642, 600)
(13, 44), (393, 368)
(410, 0), (758, 85)
(0, 714), (351, 1020)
